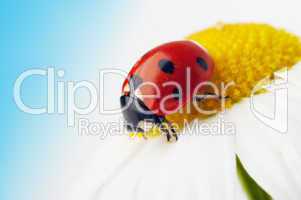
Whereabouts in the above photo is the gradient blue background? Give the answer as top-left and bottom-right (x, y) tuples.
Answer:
(0, 1), (132, 199)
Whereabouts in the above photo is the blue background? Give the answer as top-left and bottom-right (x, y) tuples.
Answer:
(0, 1), (130, 199)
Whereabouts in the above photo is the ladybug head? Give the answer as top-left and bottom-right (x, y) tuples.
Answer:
(120, 93), (178, 142)
(120, 93), (164, 133)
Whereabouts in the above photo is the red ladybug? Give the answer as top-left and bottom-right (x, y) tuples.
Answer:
(120, 40), (214, 142)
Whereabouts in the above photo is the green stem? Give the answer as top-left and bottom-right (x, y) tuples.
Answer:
(236, 156), (272, 200)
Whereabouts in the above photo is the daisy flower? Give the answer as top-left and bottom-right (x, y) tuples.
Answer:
(66, 23), (301, 200)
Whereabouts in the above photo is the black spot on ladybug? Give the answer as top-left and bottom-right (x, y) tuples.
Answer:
(159, 59), (175, 74)
(196, 57), (208, 71)
(129, 74), (143, 90)
(172, 87), (181, 100)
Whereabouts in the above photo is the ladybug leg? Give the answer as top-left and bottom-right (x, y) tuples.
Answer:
(136, 127), (148, 140)
(159, 122), (178, 143)
(166, 130), (178, 143)
(168, 131), (178, 143)
(169, 124), (178, 142)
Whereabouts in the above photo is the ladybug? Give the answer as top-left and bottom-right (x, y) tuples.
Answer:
(120, 40), (214, 142)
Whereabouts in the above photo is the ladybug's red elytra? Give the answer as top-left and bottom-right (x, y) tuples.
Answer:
(120, 40), (214, 142)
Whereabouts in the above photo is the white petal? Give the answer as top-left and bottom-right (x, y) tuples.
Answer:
(66, 118), (237, 200)
(228, 64), (301, 199)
